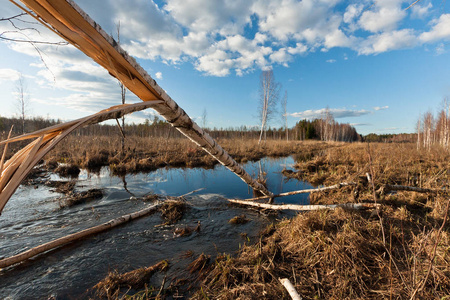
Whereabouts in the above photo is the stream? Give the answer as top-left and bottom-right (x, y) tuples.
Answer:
(0, 156), (312, 299)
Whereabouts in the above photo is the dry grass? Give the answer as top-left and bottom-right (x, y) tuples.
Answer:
(93, 260), (168, 299)
(191, 142), (450, 299)
(44, 136), (337, 174)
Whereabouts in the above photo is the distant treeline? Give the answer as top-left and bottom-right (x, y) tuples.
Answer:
(0, 115), (362, 142)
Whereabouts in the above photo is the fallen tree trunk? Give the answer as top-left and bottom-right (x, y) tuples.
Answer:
(0, 202), (162, 269)
(12, 0), (272, 199)
(0, 102), (160, 214)
(228, 199), (380, 211)
(240, 182), (356, 202)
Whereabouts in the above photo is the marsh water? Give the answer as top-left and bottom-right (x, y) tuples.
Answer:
(0, 156), (311, 299)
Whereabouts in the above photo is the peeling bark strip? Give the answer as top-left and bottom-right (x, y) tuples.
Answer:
(12, 0), (273, 198)
(0, 102), (159, 214)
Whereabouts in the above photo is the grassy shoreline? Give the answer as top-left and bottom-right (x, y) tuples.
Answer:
(192, 142), (450, 299)
(11, 137), (450, 298)
(42, 136), (339, 175)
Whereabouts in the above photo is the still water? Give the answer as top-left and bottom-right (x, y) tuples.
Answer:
(0, 156), (311, 299)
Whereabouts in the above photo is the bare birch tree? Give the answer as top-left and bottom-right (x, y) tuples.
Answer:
(281, 91), (288, 141)
(258, 70), (280, 145)
(15, 73), (29, 134)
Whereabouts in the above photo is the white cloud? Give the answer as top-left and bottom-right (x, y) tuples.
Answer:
(420, 14), (450, 43)
(0, 69), (21, 82)
(436, 43), (445, 55)
(290, 107), (370, 120)
(358, 0), (406, 33)
(326, 59), (336, 63)
(373, 106), (389, 111)
(164, 0), (252, 35)
(155, 72), (163, 79)
(411, 3), (432, 19)
(343, 4), (363, 24)
(357, 29), (417, 55)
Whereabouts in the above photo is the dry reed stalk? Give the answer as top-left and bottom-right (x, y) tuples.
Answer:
(0, 102), (159, 214)
(0, 202), (162, 269)
(12, 0), (273, 198)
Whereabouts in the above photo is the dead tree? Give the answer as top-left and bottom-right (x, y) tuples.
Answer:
(258, 70), (280, 145)
(282, 91), (288, 141)
(15, 73), (29, 134)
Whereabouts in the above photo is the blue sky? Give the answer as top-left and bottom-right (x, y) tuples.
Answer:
(1, 0), (450, 135)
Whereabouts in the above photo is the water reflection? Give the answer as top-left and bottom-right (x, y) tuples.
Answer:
(0, 156), (311, 299)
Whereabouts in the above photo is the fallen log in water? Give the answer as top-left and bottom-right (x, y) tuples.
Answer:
(239, 182), (357, 202)
(228, 199), (379, 211)
(0, 203), (162, 269)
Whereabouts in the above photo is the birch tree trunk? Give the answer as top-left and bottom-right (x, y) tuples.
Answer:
(258, 70), (280, 145)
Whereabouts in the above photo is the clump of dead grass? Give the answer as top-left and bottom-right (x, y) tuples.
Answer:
(159, 200), (187, 225)
(93, 260), (168, 299)
(58, 188), (103, 208)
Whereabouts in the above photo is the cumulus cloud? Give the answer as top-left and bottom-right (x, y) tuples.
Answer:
(411, 3), (433, 19)
(0, 69), (21, 82)
(357, 29), (417, 55)
(4, 0), (450, 123)
(326, 59), (336, 63)
(420, 14), (450, 43)
(358, 0), (406, 33)
(373, 106), (389, 111)
(290, 108), (371, 120)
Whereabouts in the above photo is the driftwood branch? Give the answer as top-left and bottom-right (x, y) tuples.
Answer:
(13, 0), (273, 198)
(0, 203), (162, 269)
(228, 199), (379, 211)
(279, 278), (302, 300)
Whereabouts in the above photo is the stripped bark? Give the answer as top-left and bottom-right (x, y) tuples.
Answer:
(12, 0), (272, 198)
(0, 102), (159, 214)
(0, 203), (162, 269)
(228, 199), (380, 211)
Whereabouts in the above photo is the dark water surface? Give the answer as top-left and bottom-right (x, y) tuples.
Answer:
(0, 157), (311, 299)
